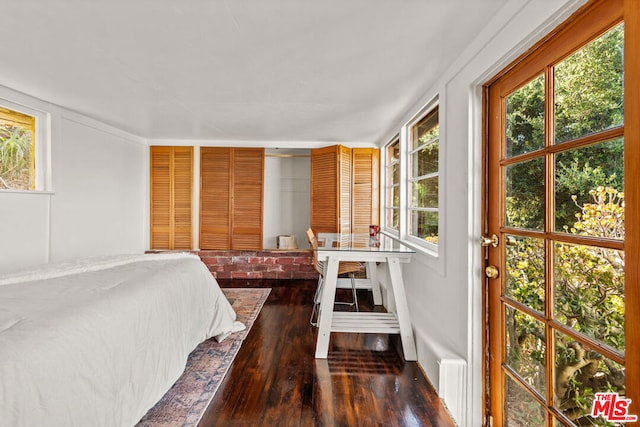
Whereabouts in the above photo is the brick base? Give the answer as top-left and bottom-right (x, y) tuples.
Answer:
(196, 250), (319, 280)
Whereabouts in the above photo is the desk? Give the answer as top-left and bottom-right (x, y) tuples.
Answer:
(314, 233), (417, 361)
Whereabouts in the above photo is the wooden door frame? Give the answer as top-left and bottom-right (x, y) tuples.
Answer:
(482, 0), (638, 424)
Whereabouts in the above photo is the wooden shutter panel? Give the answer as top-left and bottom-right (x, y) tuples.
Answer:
(150, 146), (193, 250)
(310, 145), (380, 236)
(172, 147), (193, 249)
(150, 147), (172, 249)
(352, 148), (380, 234)
(200, 147), (264, 250)
(231, 148), (264, 250)
(200, 148), (232, 250)
(310, 145), (339, 233)
(338, 145), (352, 234)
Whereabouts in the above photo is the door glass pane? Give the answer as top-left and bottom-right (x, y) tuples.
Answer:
(505, 74), (545, 157)
(505, 157), (545, 230)
(554, 242), (625, 351)
(505, 306), (546, 395)
(554, 138), (624, 237)
(505, 235), (545, 313)
(555, 332), (626, 425)
(505, 375), (546, 427)
(554, 24), (624, 144)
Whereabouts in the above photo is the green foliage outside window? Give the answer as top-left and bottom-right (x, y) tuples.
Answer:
(504, 23), (625, 426)
(0, 124), (32, 190)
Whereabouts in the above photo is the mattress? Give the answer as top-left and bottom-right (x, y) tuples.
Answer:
(0, 253), (237, 426)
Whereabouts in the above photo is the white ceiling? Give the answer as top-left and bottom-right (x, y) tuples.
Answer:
(0, 1), (507, 145)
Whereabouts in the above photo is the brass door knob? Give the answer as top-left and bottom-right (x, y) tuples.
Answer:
(485, 265), (499, 278)
(480, 234), (499, 248)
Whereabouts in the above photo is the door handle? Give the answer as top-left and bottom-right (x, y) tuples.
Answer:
(480, 234), (499, 248)
(485, 265), (499, 278)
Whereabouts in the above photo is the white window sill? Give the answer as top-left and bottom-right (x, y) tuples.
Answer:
(0, 189), (54, 195)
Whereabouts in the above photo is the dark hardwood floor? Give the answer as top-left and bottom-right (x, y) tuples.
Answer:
(200, 279), (456, 427)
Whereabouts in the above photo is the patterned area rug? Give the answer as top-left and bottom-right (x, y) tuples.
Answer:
(137, 288), (271, 426)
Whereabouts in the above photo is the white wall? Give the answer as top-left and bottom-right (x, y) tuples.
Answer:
(380, 1), (587, 425)
(0, 87), (147, 273)
(49, 114), (146, 261)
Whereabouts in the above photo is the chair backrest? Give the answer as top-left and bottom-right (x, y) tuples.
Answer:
(306, 228), (317, 249)
(306, 228), (325, 275)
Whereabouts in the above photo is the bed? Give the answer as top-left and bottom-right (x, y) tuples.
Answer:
(0, 252), (240, 426)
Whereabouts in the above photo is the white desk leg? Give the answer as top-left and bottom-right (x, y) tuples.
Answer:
(315, 255), (339, 358)
(366, 261), (382, 305)
(387, 257), (418, 361)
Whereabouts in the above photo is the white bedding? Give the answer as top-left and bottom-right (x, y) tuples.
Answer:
(0, 253), (238, 427)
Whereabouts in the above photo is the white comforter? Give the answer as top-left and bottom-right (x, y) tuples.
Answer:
(0, 253), (237, 427)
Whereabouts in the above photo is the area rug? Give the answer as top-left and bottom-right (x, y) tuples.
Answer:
(137, 288), (271, 427)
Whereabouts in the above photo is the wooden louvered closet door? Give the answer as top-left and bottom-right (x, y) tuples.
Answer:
(338, 145), (352, 235)
(150, 146), (193, 250)
(199, 147), (264, 250)
(310, 145), (341, 233)
(231, 148), (264, 249)
(352, 148), (380, 235)
(310, 145), (380, 235)
(199, 147), (232, 249)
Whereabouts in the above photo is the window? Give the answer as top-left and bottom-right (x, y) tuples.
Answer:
(384, 137), (400, 231)
(383, 101), (440, 252)
(409, 106), (439, 244)
(0, 106), (36, 190)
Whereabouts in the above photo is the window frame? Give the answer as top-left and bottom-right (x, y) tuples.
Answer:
(0, 98), (51, 193)
(383, 136), (400, 235)
(407, 104), (439, 250)
(383, 96), (441, 256)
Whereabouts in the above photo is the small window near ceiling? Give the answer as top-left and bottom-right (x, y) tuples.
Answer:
(0, 106), (36, 190)
(384, 137), (400, 231)
(409, 105), (439, 245)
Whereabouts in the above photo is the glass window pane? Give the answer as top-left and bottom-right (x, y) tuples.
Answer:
(412, 176), (438, 209)
(411, 107), (439, 151)
(554, 24), (624, 144)
(554, 138), (624, 237)
(505, 157), (544, 230)
(505, 306), (546, 395)
(505, 74), (545, 157)
(388, 140), (399, 163)
(412, 141), (438, 177)
(554, 241), (625, 351)
(410, 210), (437, 243)
(0, 107), (35, 190)
(387, 207), (399, 230)
(505, 235), (545, 313)
(388, 185), (399, 207)
(554, 332), (627, 424)
(392, 163), (399, 185)
(505, 375), (546, 427)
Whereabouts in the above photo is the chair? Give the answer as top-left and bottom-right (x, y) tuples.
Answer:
(307, 228), (362, 327)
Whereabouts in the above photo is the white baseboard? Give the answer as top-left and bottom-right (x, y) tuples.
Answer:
(415, 329), (467, 426)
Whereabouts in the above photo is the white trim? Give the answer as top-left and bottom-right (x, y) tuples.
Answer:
(149, 138), (378, 149)
(60, 110), (146, 147)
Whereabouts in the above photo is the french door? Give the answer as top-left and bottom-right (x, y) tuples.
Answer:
(484, 0), (639, 425)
